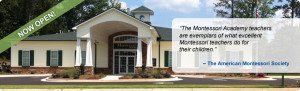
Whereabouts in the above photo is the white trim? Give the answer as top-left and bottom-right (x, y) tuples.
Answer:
(136, 38), (142, 67)
(146, 38), (153, 67)
(72, 8), (152, 30)
(85, 38), (93, 66)
(113, 35), (138, 43)
(75, 38), (82, 66)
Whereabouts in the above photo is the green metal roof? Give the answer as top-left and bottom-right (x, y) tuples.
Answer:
(154, 26), (172, 41)
(25, 32), (77, 41)
(24, 26), (172, 41)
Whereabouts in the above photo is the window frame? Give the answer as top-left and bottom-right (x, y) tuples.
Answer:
(168, 51), (172, 67)
(81, 51), (86, 66)
(164, 50), (172, 67)
(50, 50), (59, 67)
(21, 50), (31, 66)
(139, 15), (145, 21)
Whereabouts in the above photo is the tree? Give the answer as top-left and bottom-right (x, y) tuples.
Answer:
(274, 0), (300, 18)
(214, 0), (277, 18)
(0, 0), (120, 58)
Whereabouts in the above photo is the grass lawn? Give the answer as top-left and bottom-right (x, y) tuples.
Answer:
(0, 72), (10, 75)
(0, 84), (280, 89)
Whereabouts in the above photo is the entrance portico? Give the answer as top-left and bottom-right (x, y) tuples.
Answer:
(72, 8), (158, 75)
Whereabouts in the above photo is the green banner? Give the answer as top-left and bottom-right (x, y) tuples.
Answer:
(0, 0), (84, 53)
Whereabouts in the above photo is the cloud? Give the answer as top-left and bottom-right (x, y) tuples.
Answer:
(120, 1), (127, 9)
(144, 0), (201, 13)
(274, 9), (284, 18)
(205, 0), (219, 7)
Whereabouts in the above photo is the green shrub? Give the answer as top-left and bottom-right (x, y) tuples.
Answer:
(51, 73), (61, 78)
(120, 74), (133, 79)
(52, 69), (80, 79)
(141, 65), (146, 74)
(97, 73), (106, 78)
(66, 69), (80, 79)
(30, 71), (36, 74)
(154, 74), (163, 79)
(153, 69), (161, 75)
(163, 73), (171, 78)
(61, 71), (69, 78)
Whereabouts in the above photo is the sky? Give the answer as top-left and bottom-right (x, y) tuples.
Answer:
(119, 0), (288, 28)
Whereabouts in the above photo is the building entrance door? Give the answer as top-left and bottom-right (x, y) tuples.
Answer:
(119, 56), (135, 74)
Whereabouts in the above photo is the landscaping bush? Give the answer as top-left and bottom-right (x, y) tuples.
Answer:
(163, 73), (171, 78)
(120, 74), (133, 79)
(97, 73), (106, 78)
(51, 73), (61, 78)
(256, 73), (266, 78)
(52, 69), (80, 79)
(67, 69), (80, 79)
(250, 73), (256, 77)
(61, 71), (70, 78)
(140, 73), (151, 78)
(30, 71), (36, 74)
(79, 75), (101, 79)
(154, 74), (163, 79)
(120, 69), (173, 79)
(141, 65), (146, 73)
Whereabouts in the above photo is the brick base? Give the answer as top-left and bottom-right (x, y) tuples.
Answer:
(135, 67), (142, 74)
(84, 66), (94, 75)
(154, 68), (174, 74)
(11, 67), (74, 74)
(94, 68), (111, 74)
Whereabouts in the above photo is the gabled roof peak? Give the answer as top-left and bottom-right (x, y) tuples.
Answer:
(131, 6), (154, 15)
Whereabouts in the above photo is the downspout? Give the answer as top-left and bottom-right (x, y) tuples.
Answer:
(157, 37), (161, 68)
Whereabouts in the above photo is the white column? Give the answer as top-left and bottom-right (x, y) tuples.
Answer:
(146, 38), (153, 67)
(136, 38), (142, 67)
(85, 38), (93, 66)
(75, 38), (82, 66)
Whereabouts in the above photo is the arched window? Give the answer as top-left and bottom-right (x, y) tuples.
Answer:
(139, 15), (145, 21)
(113, 35), (137, 49)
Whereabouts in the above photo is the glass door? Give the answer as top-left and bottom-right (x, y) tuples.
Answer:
(119, 56), (135, 74)
(119, 56), (127, 74)
(127, 56), (135, 73)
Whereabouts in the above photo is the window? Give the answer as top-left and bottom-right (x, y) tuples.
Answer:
(164, 51), (172, 67)
(47, 50), (62, 66)
(152, 58), (157, 67)
(139, 15), (145, 21)
(113, 35), (137, 49)
(18, 50), (34, 66)
(75, 51), (86, 66)
(50, 51), (59, 66)
(81, 51), (86, 66)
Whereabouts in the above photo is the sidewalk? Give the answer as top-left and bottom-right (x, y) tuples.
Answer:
(46, 77), (183, 82)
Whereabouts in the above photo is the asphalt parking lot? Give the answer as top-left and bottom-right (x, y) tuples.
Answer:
(0, 76), (297, 85)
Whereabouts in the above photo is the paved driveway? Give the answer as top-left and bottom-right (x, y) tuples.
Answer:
(0, 76), (297, 85)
